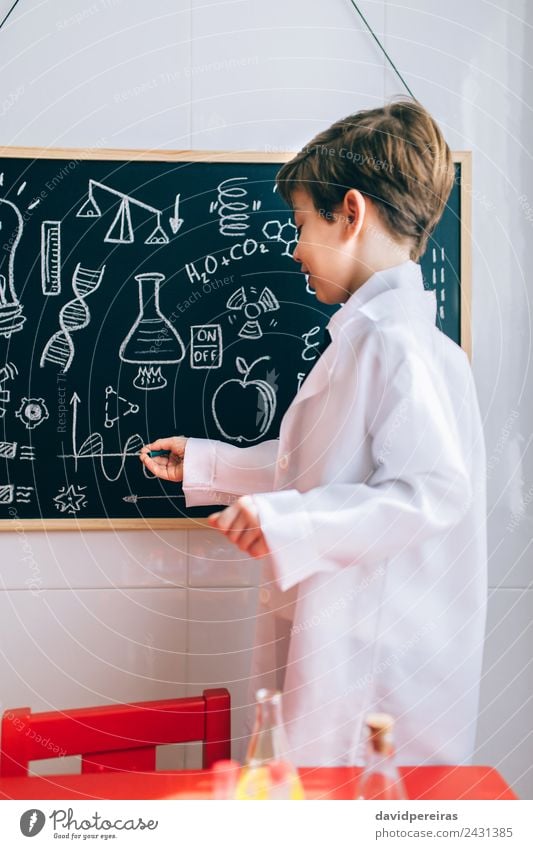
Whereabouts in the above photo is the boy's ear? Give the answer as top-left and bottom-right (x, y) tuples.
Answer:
(343, 189), (365, 236)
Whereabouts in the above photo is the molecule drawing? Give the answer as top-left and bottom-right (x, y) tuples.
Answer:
(262, 219), (298, 257)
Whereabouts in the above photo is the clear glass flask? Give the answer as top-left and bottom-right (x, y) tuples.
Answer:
(235, 689), (305, 800)
(356, 713), (407, 800)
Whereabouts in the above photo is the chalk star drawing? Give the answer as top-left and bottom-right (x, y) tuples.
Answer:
(53, 484), (88, 515)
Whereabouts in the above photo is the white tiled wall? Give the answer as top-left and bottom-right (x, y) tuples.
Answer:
(0, 0), (532, 798)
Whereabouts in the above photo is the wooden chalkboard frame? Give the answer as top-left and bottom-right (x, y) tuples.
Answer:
(0, 147), (471, 532)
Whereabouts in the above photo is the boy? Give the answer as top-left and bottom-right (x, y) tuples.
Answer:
(141, 100), (487, 766)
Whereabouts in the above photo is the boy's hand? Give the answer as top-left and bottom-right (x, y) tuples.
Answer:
(208, 496), (270, 558)
(139, 436), (188, 482)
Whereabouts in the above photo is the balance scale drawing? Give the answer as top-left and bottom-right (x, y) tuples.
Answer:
(57, 392), (144, 483)
(76, 179), (172, 245)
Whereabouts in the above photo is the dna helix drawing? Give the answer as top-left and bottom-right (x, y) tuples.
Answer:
(40, 263), (105, 373)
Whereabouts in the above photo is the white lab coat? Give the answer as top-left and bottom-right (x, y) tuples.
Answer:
(184, 261), (487, 766)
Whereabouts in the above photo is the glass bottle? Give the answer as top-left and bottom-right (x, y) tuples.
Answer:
(235, 689), (305, 800)
(356, 713), (407, 800)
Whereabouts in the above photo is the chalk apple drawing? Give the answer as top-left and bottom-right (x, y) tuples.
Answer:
(212, 356), (278, 443)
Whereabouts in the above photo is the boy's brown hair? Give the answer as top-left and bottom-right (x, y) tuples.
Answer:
(276, 99), (454, 261)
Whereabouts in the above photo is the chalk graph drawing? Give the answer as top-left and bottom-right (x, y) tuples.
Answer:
(212, 356), (278, 443)
(119, 272), (185, 391)
(262, 219), (298, 257)
(15, 398), (49, 430)
(41, 221), (62, 295)
(104, 386), (140, 428)
(77, 179), (170, 245)
(0, 361), (17, 418)
(0, 198), (26, 338)
(190, 325), (223, 369)
(209, 177), (261, 238)
(53, 484), (88, 515)
(226, 286), (280, 340)
(58, 391), (145, 483)
(40, 264), (105, 373)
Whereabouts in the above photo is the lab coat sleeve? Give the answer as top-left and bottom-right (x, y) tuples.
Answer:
(183, 437), (280, 507)
(253, 347), (473, 592)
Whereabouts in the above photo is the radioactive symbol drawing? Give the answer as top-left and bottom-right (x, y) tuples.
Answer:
(226, 286), (280, 340)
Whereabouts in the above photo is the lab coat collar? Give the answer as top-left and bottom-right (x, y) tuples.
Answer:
(292, 261), (436, 408)
(327, 260), (436, 339)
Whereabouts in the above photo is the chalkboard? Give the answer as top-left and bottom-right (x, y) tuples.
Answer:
(0, 149), (470, 529)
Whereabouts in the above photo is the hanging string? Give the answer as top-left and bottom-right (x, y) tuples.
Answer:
(0, 0), (23, 33)
(347, 0), (415, 99)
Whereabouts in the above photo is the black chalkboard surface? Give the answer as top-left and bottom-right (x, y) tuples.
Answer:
(0, 149), (470, 528)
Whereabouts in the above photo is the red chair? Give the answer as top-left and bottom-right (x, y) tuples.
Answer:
(0, 688), (230, 777)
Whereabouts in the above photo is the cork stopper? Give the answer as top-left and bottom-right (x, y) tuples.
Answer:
(365, 713), (394, 755)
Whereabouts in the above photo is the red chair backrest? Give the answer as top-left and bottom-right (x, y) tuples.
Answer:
(0, 688), (230, 776)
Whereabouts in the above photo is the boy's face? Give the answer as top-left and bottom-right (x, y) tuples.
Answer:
(291, 189), (357, 305)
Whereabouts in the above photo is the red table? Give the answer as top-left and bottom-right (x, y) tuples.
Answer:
(0, 766), (517, 800)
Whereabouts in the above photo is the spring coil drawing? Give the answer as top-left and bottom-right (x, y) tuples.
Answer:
(216, 177), (250, 237)
(40, 263), (105, 372)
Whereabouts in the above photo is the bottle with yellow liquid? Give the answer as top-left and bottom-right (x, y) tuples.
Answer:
(235, 688), (305, 800)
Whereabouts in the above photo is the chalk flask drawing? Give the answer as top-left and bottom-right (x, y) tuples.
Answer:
(0, 199), (26, 337)
(119, 273), (185, 391)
